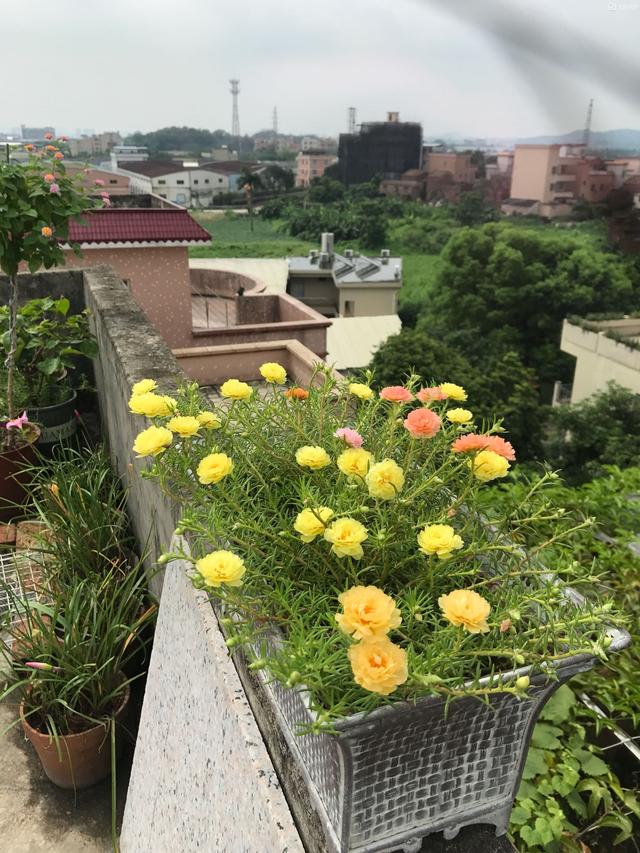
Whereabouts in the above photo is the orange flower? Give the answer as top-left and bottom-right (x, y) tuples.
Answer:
(54, 152), (64, 160)
(284, 387), (309, 400)
(41, 226), (53, 238)
(24, 144), (34, 151)
(403, 407), (441, 439)
(451, 433), (516, 461)
(379, 386), (414, 403)
(417, 386), (447, 403)
(45, 144), (58, 152)
(43, 173), (55, 183)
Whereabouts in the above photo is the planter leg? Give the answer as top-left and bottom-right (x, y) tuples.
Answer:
(399, 838), (423, 853)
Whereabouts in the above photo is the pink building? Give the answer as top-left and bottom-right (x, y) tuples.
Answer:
(295, 150), (337, 187)
(65, 164), (131, 195)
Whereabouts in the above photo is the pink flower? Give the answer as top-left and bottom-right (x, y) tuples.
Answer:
(403, 407), (441, 439)
(100, 191), (110, 199)
(94, 178), (105, 186)
(500, 619), (512, 633)
(417, 386), (447, 403)
(6, 412), (29, 430)
(451, 433), (516, 461)
(60, 135), (69, 141)
(25, 661), (59, 672)
(49, 183), (60, 194)
(44, 132), (54, 140)
(379, 386), (414, 404)
(334, 427), (363, 448)
(102, 197), (112, 207)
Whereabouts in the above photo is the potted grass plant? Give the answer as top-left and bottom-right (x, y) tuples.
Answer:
(129, 367), (630, 853)
(0, 561), (151, 790)
(0, 136), (104, 475)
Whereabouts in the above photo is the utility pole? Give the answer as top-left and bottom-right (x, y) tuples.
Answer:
(230, 79), (240, 137)
(583, 98), (594, 150)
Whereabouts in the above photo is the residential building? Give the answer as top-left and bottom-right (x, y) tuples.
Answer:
(65, 163), (131, 194)
(560, 316), (640, 403)
(424, 151), (477, 185)
(20, 124), (55, 140)
(109, 145), (149, 165)
(338, 112), (422, 185)
(295, 150), (337, 187)
(504, 143), (622, 218)
(606, 157), (640, 187)
(379, 170), (427, 200)
(60, 199), (211, 348)
(67, 132), (122, 157)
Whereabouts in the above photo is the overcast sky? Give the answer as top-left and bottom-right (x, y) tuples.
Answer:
(2, 0), (639, 139)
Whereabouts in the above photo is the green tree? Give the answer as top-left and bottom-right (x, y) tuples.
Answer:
(307, 176), (345, 204)
(239, 168), (263, 232)
(544, 382), (640, 483)
(261, 164), (294, 194)
(453, 190), (497, 226)
(425, 223), (636, 390)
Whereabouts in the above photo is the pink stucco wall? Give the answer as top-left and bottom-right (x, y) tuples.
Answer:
(63, 246), (193, 348)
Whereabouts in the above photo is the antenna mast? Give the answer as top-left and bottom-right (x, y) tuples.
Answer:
(230, 79), (240, 137)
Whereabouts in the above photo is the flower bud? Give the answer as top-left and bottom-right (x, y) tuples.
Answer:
(157, 553), (171, 566)
(514, 653), (525, 665)
(286, 671), (302, 688)
(225, 636), (242, 648)
(248, 658), (268, 671)
(515, 675), (530, 690)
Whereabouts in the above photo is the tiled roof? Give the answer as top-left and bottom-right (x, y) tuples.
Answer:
(67, 209), (211, 245)
(120, 159), (262, 178)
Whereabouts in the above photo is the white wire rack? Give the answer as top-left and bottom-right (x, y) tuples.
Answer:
(0, 551), (41, 628)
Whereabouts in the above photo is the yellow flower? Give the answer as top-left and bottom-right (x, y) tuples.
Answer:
(438, 589), (491, 634)
(446, 408), (473, 425)
(131, 378), (158, 396)
(417, 524), (464, 559)
(196, 550), (246, 588)
(324, 517), (368, 559)
(294, 507), (334, 542)
(471, 449), (511, 482)
(167, 415), (200, 437)
(259, 362), (287, 384)
(365, 459), (405, 500)
(133, 426), (172, 457)
(197, 411), (222, 430)
(348, 382), (374, 400)
(348, 638), (408, 695)
(337, 448), (373, 480)
(220, 378), (253, 400)
(335, 586), (402, 640)
(439, 382), (467, 401)
(128, 392), (176, 418)
(197, 453), (234, 484)
(295, 445), (331, 470)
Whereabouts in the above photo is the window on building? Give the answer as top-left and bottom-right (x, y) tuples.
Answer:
(158, 179), (166, 185)
(193, 179), (199, 185)
(204, 179), (210, 184)
(591, 184), (595, 191)
(549, 183), (554, 191)
(109, 179), (118, 184)
(344, 300), (355, 317)
(219, 178), (223, 183)
(177, 179), (185, 185)
(551, 167), (557, 175)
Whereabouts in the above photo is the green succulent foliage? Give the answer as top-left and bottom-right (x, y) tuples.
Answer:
(511, 686), (640, 852)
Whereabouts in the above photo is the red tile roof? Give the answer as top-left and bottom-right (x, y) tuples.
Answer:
(67, 209), (211, 245)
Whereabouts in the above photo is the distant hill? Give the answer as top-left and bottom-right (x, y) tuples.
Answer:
(517, 128), (640, 150)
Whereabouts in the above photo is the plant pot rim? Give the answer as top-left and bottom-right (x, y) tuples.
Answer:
(19, 678), (130, 741)
(27, 389), (77, 413)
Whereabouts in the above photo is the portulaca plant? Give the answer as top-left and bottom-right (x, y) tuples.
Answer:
(130, 366), (620, 728)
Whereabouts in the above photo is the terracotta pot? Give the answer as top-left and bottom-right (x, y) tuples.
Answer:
(0, 428), (40, 523)
(19, 681), (130, 789)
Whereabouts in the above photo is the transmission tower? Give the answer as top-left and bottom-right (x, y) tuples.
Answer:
(272, 106), (278, 136)
(348, 106), (356, 134)
(583, 98), (593, 149)
(230, 79), (240, 137)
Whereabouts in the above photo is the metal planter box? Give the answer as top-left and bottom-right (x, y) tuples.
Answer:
(255, 623), (630, 853)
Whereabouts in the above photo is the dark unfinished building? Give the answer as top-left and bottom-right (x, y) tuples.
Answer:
(337, 111), (422, 185)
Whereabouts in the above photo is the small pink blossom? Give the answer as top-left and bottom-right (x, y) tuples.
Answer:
(49, 183), (60, 194)
(417, 386), (447, 403)
(60, 135), (69, 142)
(6, 412), (29, 430)
(94, 178), (105, 186)
(44, 132), (54, 140)
(84, 168), (92, 174)
(102, 197), (112, 207)
(25, 661), (59, 672)
(500, 619), (512, 633)
(379, 386), (414, 404)
(334, 427), (363, 448)
(100, 191), (110, 199)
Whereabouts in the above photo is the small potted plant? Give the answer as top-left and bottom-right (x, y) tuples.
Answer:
(130, 368), (630, 853)
(1, 561), (151, 790)
(0, 296), (98, 446)
(0, 136), (105, 488)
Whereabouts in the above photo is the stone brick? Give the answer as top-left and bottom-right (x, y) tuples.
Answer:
(16, 521), (50, 551)
(0, 523), (16, 545)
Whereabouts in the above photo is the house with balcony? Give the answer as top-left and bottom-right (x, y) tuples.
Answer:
(559, 316), (640, 403)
